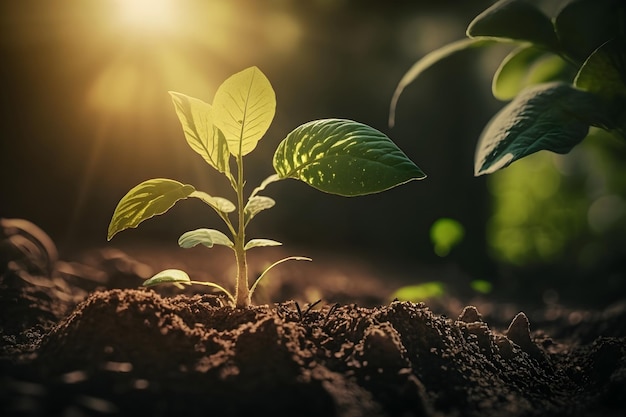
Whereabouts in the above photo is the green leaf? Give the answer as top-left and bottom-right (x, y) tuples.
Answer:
(169, 92), (231, 175)
(467, 0), (558, 49)
(493, 45), (572, 100)
(274, 119), (426, 196)
(107, 179), (195, 240)
(430, 218), (465, 257)
(190, 190), (236, 213)
(249, 174), (283, 199)
(574, 39), (626, 99)
(178, 228), (234, 249)
(474, 82), (608, 176)
(244, 239), (282, 251)
(244, 196), (275, 226)
(212, 66), (276, 156)
(389, 38), (494, 128)
(143, 269), (191, 287)
(555, 0), (625, 64)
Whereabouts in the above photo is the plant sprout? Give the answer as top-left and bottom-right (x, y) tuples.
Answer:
(107, 66), (425, 308)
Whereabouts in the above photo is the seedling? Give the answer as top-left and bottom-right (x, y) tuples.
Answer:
(107, 66), (425, 308)
(389, 0), (625, 176)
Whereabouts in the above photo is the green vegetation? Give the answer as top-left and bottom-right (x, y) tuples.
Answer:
(390, 0), (625, 176)
(107, 66), (424, 308)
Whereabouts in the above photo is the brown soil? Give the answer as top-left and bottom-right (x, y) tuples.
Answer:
(1, 218), (625, 417)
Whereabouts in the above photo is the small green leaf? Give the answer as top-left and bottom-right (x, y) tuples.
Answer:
(574, 39), (626, 99)
(244, 239), (282, 251)
(190, 191), (236, 213)
(213, 66), (276, 156)
(389, 38), (494, 128)
(474, 82), (608, 176)
(143, 269), (191, 287)
(467, 0), (558, 49)
(274, 119), (425, 196)
(555, 0), (625, 64)
(169, 91), (231, 175)
(249, 174), (282, 199)
(244, 196), (275, 225)
(493, 45), (572, 100)
(178, 228), (234, 249)
(107, 179), (195, 240)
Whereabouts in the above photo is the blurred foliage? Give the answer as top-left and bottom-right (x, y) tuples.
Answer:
(430, 217), (465, 257)
(487, 127), (626, 269)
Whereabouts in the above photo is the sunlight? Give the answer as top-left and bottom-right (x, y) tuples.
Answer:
(113, 0), (179, 34)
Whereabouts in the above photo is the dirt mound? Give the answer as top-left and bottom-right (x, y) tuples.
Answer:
(1, 219), (626, 416)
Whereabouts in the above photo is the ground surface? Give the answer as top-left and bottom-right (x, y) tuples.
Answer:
(1, 218), (626, 417)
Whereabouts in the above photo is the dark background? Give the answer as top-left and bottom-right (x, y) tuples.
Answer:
(2, 0), (624, 306)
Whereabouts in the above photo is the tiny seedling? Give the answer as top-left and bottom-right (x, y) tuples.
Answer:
(389, 0), (625, 176)
(107, 66), (425, 308)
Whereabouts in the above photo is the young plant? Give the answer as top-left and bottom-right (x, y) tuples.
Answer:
(389, 0), (625, 176)
(107, 66), (425, 308)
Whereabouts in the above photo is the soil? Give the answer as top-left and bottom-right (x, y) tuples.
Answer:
(1, 218), (625, 417)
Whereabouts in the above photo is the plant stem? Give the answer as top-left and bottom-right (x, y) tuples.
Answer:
(234, 153), (250, 308)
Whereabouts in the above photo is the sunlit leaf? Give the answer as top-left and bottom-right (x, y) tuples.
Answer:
(574, 39), (626, 99)
(213, 66), (276, 156)
(249, 174), (283, 199)
(389, 38), (494, 128)
(474, 82), (609, 176)
(169, 92), (231, 175)
(467, 0), (558, 49)
(107, 179), (195, 240)
(143, 269), (191, 287)
(555, 0), (625, 64)
(493, 45), (571, 100)
(178, 228), (234, 249)
(391, 282), (445, 302)
(190, 190), (235, 213)
(244, 196), (275, 226)
(274, 119), (425, 196)
(244, 239), (282, 251)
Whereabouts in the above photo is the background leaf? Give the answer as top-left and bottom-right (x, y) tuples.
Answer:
(178, 228), (234, 249)
(107, 179), (195, 240)
(555, 0), (625, 64)
(169, 91), (230, 175)
(274, 118), (425, 196)
(212, 66), (276, 156)
(493, 46), (571, 100)
(467, 0), (558, 49)
(474, 82), (608, 176)
(574, 39), (626, 99)
(389, 38), (493, 128)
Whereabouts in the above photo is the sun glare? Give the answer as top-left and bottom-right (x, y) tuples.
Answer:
(114, 0), (179, 34)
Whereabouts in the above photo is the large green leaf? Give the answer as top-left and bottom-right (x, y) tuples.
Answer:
(273, 119), (425, 196)
(212, 66), (276, 156)
(169, 92), (230, 175)
(389, 38), (494, 128)
(493, 45), (571, 100)
(467, 0), (558, 49)
(178, 228), (234, 249)
(107, 179), (195, 240)
(555, 0), (624, 64)
(474, 82), (608, 176)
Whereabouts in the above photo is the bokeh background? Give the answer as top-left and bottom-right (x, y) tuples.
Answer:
(2, 0), (624, 308)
